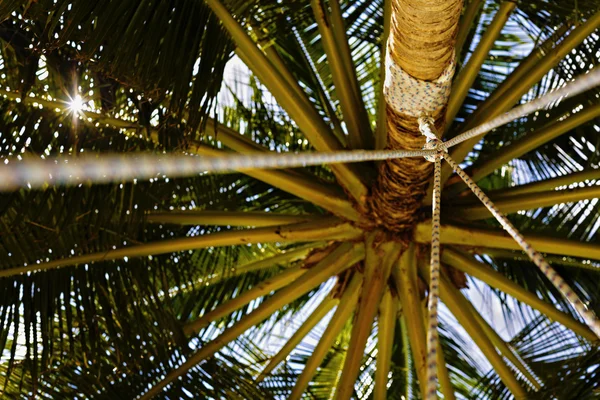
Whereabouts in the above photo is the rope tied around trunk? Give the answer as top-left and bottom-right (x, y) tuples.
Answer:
(384, 48), (456, 118)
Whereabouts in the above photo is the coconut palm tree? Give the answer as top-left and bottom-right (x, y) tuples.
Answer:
(0, 0), (599, 398)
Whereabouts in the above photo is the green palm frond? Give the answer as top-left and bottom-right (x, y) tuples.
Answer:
(478, 315), (599, 399)
(1, 0), (600, 398)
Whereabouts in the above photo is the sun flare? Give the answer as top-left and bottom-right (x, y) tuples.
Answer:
(68, 94), (84, 113)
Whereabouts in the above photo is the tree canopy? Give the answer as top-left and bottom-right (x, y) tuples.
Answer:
(0, 0), (599, 398)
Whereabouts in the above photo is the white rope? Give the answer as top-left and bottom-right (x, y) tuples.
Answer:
(425, 146), (443, 399)
(420, 96), (600, 396)
(444, 152), (600, 339)
(418, 117), (446, 399)
(384, 48), (455, 118)
(443, 67), (600, 149)
(418, 116), (439, 141)
(0, 149), (435, 191)
(1, 68), (599, 191)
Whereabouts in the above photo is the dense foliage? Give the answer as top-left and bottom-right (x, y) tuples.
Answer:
(0, 0), (599, 398)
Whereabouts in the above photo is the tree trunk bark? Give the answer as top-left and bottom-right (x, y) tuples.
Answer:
(369, 0), (462, 232)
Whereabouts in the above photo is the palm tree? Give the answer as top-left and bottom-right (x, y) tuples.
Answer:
(0, 0), (599, 398)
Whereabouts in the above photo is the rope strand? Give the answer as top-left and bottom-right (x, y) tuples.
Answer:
(425, 148), (443, 399)
(0, 149), (435, 191)
(444, 153), (600, 339)
(443, 67), (600, 149)
(418, 116), (445, 399)
(1, 68), (599, 191)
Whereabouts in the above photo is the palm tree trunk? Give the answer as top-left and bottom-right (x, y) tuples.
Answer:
(369, 0), (462, 232)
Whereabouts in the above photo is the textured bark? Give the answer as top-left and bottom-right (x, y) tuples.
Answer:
(369, 0), (462, 232)
(388, 0), (463, 81)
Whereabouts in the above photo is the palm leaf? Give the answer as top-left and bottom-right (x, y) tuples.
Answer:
(1, 0), (600, 398)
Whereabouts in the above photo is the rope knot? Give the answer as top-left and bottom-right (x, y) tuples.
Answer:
(418, 116), (445, 162)
(418, 116), (438, 140)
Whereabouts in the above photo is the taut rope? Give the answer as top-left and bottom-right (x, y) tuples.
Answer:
(0, 41), (599, 399)
(1, 68), (598, 190)
(417, 112), (600, 398)
(418, 117), (445, 398)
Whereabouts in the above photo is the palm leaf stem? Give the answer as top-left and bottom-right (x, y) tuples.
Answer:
(327, 0), (365, 116)
(434, 273), (532, 396)
(454, 0), (484, 62)
(312, 0), (372, 150)
(418, 299), (456, 400)
(446, 1), (516, 126)
(375, 0), (392, 151)
(417, 296), (455, 400)
(447, 185), (600, 220)
(238, 42), (345, 144)
(145, 210), (321, 227)
(399, 318), (415, 400)
(446, 152), (600, 338)
(1, 218), (362, 277)
(203, 121), (270, 153)
(435, 327), (456, 400)
(477, 248), (600, 272)
(442, 248), (597, 342)
(0, 81), (310, 165)
(419, 265), (527, 398)
(255, 44), (313, 111)
(442, 11), (600, 184)
(446, 167), (600, 203)
(183, 264), (308, 336)
(188, 144), (362, 221)
(447, 103), (600, 194)
(171, 244), (319, 298)
(414, 222), (600, 261)
(139, 241), (365, 400)
(0, 88), (359, 220)
(287, 29), (349, 146)
(374, 288), (397, 399)
(464, 299), (543, 390)
(288, 272), (363, 400)
(392, 244), (428, 399)
(255, 294), (339, 382)
(335, 235), (401, 400)
(458, 24), (570, 129)
(204, 0), (369, 204)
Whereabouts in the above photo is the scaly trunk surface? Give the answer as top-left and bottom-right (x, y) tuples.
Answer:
(369, 0), (463, 232)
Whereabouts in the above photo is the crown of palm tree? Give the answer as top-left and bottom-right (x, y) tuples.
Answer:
(0, 0), (599, 399)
